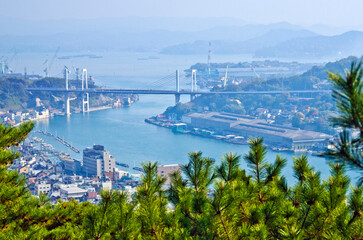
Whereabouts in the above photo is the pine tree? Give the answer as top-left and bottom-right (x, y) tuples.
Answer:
(0, 118), (362, 239)
(0, 121), (47, 239)
(109, 190), (137, 239)
(135, 162), (167, 239)
(327, 61), (363, 185)
(176, 151), (216, 238)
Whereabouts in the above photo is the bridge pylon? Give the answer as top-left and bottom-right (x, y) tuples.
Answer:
(190, 70), (197, 101)
(64, 66), (71, 115)
(175, 70), (180, 105)
(81, 69), (90, 112)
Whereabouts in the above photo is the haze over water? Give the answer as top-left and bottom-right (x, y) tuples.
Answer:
(27, 51), (359, 185)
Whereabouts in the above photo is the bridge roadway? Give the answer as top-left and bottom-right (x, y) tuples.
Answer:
(26, 88), (331, 95)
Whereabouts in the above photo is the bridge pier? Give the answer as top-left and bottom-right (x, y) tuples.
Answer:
(82, 69), (89, 113)
(82, 93), (90, 113)
(190, 94), (196, 102)
(66, 93), (71, 115)
(175, 93), (180, 105)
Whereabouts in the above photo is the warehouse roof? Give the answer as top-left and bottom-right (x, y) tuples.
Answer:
(184, 112), (331, 142)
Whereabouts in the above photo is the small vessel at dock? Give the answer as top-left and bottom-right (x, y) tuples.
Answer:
(116, 162), (129, 168)
(133, 167), (144, 172)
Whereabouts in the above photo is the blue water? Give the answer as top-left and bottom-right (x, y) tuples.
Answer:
(20, 51), (358, 185)
(33, 94), (359, 186)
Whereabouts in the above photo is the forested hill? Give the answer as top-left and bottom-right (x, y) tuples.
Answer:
(231, 56), (363, 92)
(0, 77), (96, 111)
(0, 77), (29, 110)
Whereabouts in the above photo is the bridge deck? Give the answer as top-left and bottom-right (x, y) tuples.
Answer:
(26, 88), (331, 95)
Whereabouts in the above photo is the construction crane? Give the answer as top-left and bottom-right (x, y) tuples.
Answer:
(0, 57), (5, 74)
(43, 47), (60, 77)
(251, 66), (264, 88)
(221, 64), (229, 87)
(72, 65), (80, 81)
(251, 67), (260, 79)
(7, 50), (17, 63)
(0, 50), (17, 74)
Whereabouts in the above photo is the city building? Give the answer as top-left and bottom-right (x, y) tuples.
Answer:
(61, 157), (82, 175)
(19, 166), (29, 174)
(158, 164), (181, 185)
(182, 112), (332, 151)
(114, 168), (129, 180)
(59, 184), (87, 201)
(36, 182), (51, 196)
(102, 181), (112, 191)
(83, 145), (116, 177)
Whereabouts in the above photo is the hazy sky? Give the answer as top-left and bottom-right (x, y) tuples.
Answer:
(1, 0), (362, 27)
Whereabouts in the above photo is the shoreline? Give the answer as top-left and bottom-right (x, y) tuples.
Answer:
(144, 116), (321, 155)
(145, 117), (250, 145)
(14, 100), (137, 126)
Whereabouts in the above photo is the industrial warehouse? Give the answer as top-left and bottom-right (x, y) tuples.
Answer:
(181, 112), (332, 151)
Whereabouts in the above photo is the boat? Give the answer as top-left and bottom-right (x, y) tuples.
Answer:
(133, 167), (144, 172)
(172, 123), (189, 133)
(116, 162), (129, 168)
(272, 147), (290, 152)
(88, 55), (103, 59)
(311, 151), (325, 157)
(137, 56), (160, 61)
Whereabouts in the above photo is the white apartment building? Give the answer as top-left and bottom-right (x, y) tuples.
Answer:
(83, 145), (115, 178)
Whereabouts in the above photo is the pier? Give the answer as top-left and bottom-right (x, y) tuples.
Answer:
(36, 130), (80, 153)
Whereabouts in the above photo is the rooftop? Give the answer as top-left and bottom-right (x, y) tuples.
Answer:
(184, 112), (331, 142)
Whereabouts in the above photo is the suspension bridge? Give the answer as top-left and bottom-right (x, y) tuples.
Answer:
(26, 67), (331, 115)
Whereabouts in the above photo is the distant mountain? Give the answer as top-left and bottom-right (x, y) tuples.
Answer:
(306, 24), (363, 36)
(190, 22), (305, 42)
(160, 29), (318, 54)
(0, 22), (307, 53)
(254, 31), (363, 58)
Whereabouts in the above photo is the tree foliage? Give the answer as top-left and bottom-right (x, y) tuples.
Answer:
(326, 61), (363, 185)
(1, 122), (362, 239)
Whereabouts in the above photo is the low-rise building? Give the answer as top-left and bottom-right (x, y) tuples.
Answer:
(19, 166), (29, 174)
(59, 184), (87, 201)
(36, 183), (51, 195)
(158, 164), (181, 185)
(102, 181), (112, 191)
(114, 168), (129, 180)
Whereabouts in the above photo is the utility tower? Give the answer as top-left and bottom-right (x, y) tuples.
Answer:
(44, 47), (60, 77)
(208, 42), (212, 75)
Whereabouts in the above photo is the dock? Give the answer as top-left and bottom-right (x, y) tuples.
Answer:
(36, 130), (80, 153)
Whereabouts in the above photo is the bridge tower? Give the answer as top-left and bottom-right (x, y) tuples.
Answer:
(175, 70), (180, 105)
(64, 66), (71, 115)
(81, 69), (90, 113)
(190, 69), (197, 101)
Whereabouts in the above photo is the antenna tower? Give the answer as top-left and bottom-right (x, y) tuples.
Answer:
(208, 42), (211, 75)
